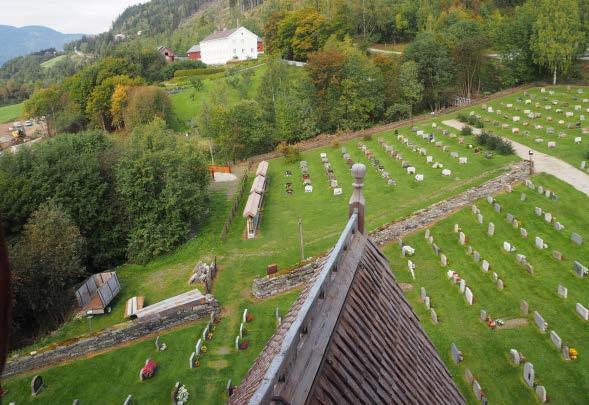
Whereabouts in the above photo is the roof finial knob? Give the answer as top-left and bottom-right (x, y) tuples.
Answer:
(349, 163), (366, 234)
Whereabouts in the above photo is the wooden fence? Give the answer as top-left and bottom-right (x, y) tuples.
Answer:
(220, 169), (250, 242)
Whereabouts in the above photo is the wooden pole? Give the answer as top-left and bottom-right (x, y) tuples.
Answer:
(298, 218), (304, 261)
(349, 163), (366, 234)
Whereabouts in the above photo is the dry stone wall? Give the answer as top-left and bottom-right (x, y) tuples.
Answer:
(3, 296), (219, 378)
(252, 162), (529, 299)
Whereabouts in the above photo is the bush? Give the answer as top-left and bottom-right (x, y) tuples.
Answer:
(476, 131), (514, 155)
(277, 142), (301, 163)
(363, 134), (373, 141)
(331, 139), (339, 149)
(461, 126), (472, 136)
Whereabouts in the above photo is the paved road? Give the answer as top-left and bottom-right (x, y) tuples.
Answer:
(443, 119), (589, 196)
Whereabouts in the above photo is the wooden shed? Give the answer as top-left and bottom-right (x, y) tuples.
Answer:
(130, 289), (206, 320)
(75, 272), (121, 315)
(255, 161), (268, 177)
(243, 192), (263, 239)
(249, 175), (267, 195)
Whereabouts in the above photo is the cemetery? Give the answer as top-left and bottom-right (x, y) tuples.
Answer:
(3, 87), (589, 404)
(383, 173), (589, 404)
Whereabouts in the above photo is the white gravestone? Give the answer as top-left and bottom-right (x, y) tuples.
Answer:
(550, 330), (562, 350)
(523, 362), (535, 387)
(464, 287), (474, 305)
(482, 260), (490, 272)
(534, 311), (547, 332)
(558, 285), (568, 298)
(576, 303), (589, 320)
(488, 222), (495, 236)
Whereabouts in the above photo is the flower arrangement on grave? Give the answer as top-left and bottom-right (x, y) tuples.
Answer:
(246, 312), (254, 322)
(241, 326), (248, 336)
(176, 385), (190, 403)
(207, 332), (213, 340)
(200, 345), (207, 354)
(193, 357), (200, 368)
(570, 348), (578, 360)
(239, 340), (249, 350)
(139, 358), (158, 381)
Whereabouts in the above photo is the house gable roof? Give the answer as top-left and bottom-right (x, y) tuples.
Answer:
(201, 27), (240, 42)
(186, 44), (200, 53)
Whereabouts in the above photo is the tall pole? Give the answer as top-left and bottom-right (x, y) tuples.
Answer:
(298, 218), (304, 261)
(209, 140), (215, 165)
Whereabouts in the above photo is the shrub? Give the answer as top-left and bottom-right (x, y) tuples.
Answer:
(461, 126), (472, 136)
(173, 67), (224, 78)
(475, 131), (514, 155)
(277, 142), (301, 164)
(457, 113), (469, 123)
(363, 134), (373, 141)
(331, 139), (339, 149)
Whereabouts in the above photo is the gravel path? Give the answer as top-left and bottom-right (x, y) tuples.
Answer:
(443, 119), (589, 197)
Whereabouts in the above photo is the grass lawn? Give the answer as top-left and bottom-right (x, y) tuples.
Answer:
(3, 105), (519, 403)
(0, 103), (23, 124)
(383, 173), (589, 404)
(170, 64), (267, 131)
(452, 85), (589, 169)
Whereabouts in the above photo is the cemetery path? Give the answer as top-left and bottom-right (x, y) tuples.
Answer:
(443, 119), (589, 197)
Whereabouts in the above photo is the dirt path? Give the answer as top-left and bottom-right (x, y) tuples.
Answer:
(443, 119), (589, 197)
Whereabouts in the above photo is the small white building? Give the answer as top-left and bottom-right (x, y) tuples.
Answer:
(197, 26), (259, 65)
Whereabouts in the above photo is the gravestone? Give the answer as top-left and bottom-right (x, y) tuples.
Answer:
(544, 212), (552, 223)
(492, 272), (498, 282)
(465, 287), (474, 305)
(558, 285), (568, 298)
(520, 300), (529, 314)
(425, 229), (430, 239)
(477, 213), (484, 224)
(562, 345), (571, 361)
(454, 223), (460, 233)
(494, 203), (501, 213)
(464, 369), (474, 385)
(430, 308), (438, 324)
(467, 246), (473, 255)
(497, 279), (504, 290)
(571, 232), (583, 245)
(239, 323), (245, 339)
(520, 228), (528, 238)
(155, 336), (161, 351)
(428, 236), (434, 245)
(487, 196), (494, 205)
(424, 296), (431, 310)
(509, 349), (521, 365)
(195, 338), (203, 354)
(535, 207), (542, 216)
(536, 386), (547, 403)
(73, 400), (80, 405)
(459, 232), (466, 245)
(534, 311), (547, 332)
(576, 303), (589, 320)
(459, 279), (466, 293)
(482, 259), (490, 272)
(450, 343), (463, 363)
(420, 287), (427, 302)
(525, 262), (534, 275)
(550, 330), (562, 350)
(124, 395), (133, 405)
(242, 309), (249, 323)
(31, 375), (45, 396)
(554, 222), (564, 231)
(487, 222), (495, 236)
(472, 380), (483, 400)
(506, 213), (514, 223)
(432, 243), (441, 256)
(552, 250), (563, 261)
(235, 335), (241, 350)
(523, 362), (535, 387)
(503, 241), (512, 252)
(535, 236), (545, 249)
(409, 268), (415, 280)
(189, 352), (196, 369)
(472, 205), (479, 215)
(440, 254), (448, 267)
(480, 309), (487, 322)
(521, 192), (526, 201)
(473, 251), (481, 262)
(538, 186), (544, 194)
(573, 261), (588, 277)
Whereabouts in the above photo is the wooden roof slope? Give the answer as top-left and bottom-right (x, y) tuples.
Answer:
(229, 165), (465, 405)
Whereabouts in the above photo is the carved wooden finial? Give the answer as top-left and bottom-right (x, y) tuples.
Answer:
(349, 163), (366, 234)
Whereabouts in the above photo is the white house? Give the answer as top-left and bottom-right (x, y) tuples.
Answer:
(196, 26), (259, 65)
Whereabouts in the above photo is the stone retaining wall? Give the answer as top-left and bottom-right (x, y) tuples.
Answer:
(252, 162), (529, 299)
(3, 296), (219, 378)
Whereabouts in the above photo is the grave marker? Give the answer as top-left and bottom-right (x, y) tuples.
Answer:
(523, 362), (535, 387)
(424, 229), (430, 239)
(554, 222), (564, 231)
(465, 287), (474, 305)
(558, 285), (568, 298)
(195, 338), (202, 354)
(506, 213), (514, 223)
(482, 260), (490, 272)
(550, 330), (562, 350)
(573, 261), (588, 277)
(124, 395), (133, 405)
(535, 236), (546, 249)
(509, 349), (521, 365)
(464, 369), (474, 385)
(520, 192), (526, 201)
(189, 352), (197, 369)
(544, 212), (552, 223)
(424, 296), (431, 310)
(535, 207), (542, 216)
(497, 279), (504, 290)
(534, 311), (547, 332)
(571, 232), (583, 245)
(480, 309), (487, 322)
(562, 345), (571, 361)
(430, 308), (438, 324)
(31, 375), (45, 396)
(440, 254), (448, 267)
(520, 228), (528, 238)
(477, 213), (484, 224)
(472, 380), (483, 400)
(450, 343), (463, 363)
(459, 279), (466, 293)
(576, 303), (589, 320)
(420, 287), (427, 302)
(459, 232), (466, 245)
(494, 203), (501, 213)
(155, 336), (161, 351)
(520, 300), (529, 314)
(473, 251), (481, 262)
(488, 223), (495, 236)
(536, 386), (547, 403)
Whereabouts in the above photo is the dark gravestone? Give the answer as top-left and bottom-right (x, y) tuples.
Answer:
(226, 379), (234, 396)
(31, 375), (45, 396)
(571, 232), (583, 246)
(123, 395), (134, 405)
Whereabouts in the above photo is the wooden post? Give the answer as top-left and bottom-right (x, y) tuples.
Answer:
(349, 163), (366, 234)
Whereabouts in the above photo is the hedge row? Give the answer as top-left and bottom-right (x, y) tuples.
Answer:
(174, 67), (225, 78)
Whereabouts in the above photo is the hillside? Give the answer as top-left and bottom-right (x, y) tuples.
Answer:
(0, 25), (83, 65)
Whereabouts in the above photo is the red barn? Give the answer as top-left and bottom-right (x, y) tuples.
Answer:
(257, 37), (264, 53)
(186, 44), (201, 61)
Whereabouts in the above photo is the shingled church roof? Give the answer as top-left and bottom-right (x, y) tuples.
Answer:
(228, 164), (465, 405)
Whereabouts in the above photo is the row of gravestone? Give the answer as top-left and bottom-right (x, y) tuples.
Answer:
(376, 139), (411, 184)
(419, 286), (438, 324)
(393, 135), (426, 181)
(533, 205), (584, 246)
(401, 131), (456, 177)
(319, 153), (343, 196)
(411, 127), (469, 167)
(189, 312), (215, 369)
(508, 351), (548, 403)
(299, 160), (314, 193)
(450, 343), (489, 404)
(360, 141), (396, 186)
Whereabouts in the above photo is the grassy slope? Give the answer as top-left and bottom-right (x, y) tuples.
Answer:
(453, 85), (589, 168)
(384, 173), (589, 404)
(3, 106), (518, 403)
(0, 103), (23, 124)
(170, 64), (267, 131)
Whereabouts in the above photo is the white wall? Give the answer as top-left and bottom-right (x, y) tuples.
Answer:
(200, 27), (258, 65)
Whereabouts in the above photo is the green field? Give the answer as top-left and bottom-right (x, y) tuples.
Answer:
(454, 85), (589, 169)
(170, 64), (267, 131)
(3, 105), (519, 403)
(0, 103), (23, 124)
(384, 173), (589, 404)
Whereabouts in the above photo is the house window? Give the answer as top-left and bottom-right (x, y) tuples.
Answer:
(234, 49), (236, 53)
